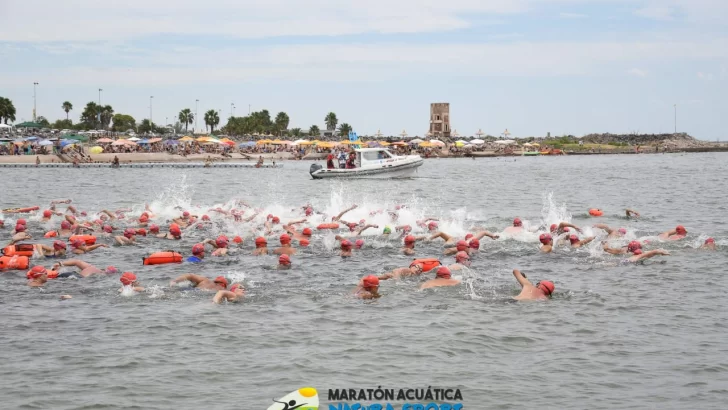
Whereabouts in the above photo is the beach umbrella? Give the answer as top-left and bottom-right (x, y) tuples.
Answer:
(470, 139), (485, 144)
(138, 139), (150, 144)
(38, 139), (54, 146)
(148, 138), (163, 143)
(164, 140), (178, 145)
(523, 143), (532, 147)
(531, 142), (540, 146)
(60, 140), (76, 148)
(0, 123), (12, 129)
(419, 141), (434, 147)
(298, 140), (315, 145)
(179, 136), (194, 142)
(429, 139), (445, 146)
(97, 137), (114, 143)
(112, 139), (128, 146)
(25, 136), (39, 141)
(495, 140), (515, 145)
(89, 146), (104, 154)
(455, 140), (467, 147)
(270, 139), (285, 145)
(409, 138), (423, 144)
(128, 137), (140, 142)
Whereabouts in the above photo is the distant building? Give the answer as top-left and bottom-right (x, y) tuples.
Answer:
(429, 103), (451, 138)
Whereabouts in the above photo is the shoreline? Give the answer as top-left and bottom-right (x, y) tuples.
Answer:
(1, 147), (727, 165)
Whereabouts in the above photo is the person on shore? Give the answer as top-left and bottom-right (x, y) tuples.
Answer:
(512, 269), (554, 301)
(112, 156), (120, 168)
(353, 275), (381, 299)
(119, 272), (145, 293)
(213, 283), (245, 304)
(701, 238), (716, 250)
(593, 224), (627, 239)
(170, 274), (228, 291)
(273, 234), (297, 256)
(277, 254), (292, 270)
(50, 260), (118, 278)
(420, 266), (461, 290)
(326, 153), (335, 169)
(659, 225), (687, 241)
(253, 236), (269, 255)
(568, 234), (595, 248)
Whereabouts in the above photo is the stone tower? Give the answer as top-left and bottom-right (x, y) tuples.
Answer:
(429, 103), (451, 138)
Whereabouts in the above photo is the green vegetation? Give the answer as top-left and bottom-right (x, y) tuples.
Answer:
(178, 108), (194, 132)
(0, 97), (16, 124)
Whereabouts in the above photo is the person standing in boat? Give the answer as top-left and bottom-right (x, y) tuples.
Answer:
(338, 150), (347, 168)
(326, 152), (335, 169)
(346, 151), (356, 169)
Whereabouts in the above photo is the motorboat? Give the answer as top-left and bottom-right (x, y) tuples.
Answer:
(309, 148), (423, 179)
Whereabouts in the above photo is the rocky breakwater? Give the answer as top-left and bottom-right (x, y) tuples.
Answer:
(581, 133), (713, 149)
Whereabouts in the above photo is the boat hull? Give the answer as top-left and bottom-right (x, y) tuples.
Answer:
(310, 159), (423, 179)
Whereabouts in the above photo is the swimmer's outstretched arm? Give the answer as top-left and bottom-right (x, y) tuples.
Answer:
(8, 232), (32, 245)
(579, 237), (596, 246)
(53, 259), (94, 270)
(593, 223), (614, 234)
(212, 290), (236, 304)
(355, 224), (378, 235)
(429, 231), (452, 241)
(512, 270), (532, 288)
(100, 210), (117, 220)
(625, 209), (640, 218)
(286, 219), (306, 226)
(170, 274), (207, 286)
(50, 199), (72, 205)
(84, 244), (109, 252)
(332, 205), (357, 221)
(631, 249), (670, 262)
(241, 212), (259, 223)
(601, 241), (626, 255)
(559, 222), (581, 233)
(474, 230), (499, 240)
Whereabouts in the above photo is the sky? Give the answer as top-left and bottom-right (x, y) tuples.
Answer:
(1, 0), (726, 139)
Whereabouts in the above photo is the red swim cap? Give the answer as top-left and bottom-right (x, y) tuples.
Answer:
(347, 222), (358, 232)
(706, 237), (715, 244)
(539, 233), (553, 244)
(428, 221), (438, 230)
(136, 228), (147, 236)
(562, 227), (570, 233)
(214, 276), (228, 288)
(120, 272), (137, 286)
(27, 266), (48, 279)
(149, 224), (160, 233)
(123, 228), (136, 239)
(550, 224), (557, 232)
(402, 225), (412, 233)
(279, 254), (291, 265)
(216, 236), (229, 248)
(355, 239), (364, 249)
(299, 238), (310, 247)
(17, 219), (27, 225)
(676, 225), (687, 235)
(182, 211), (190, 218)
(255, 237), (267, 247)
(618, 228), (627, 235)
(201, 215), (210, 221)
(632, 249), (643, 255)
(456, 240), (468, 251)
(305, 207), (313, 216)
(404, 235), (416, 244)
(362, 275), (379, 289)
(436, 266), (452, 279)
(139, 214), (149, 223)
(43, 210), (52, 218)
(71, 239), (84, 248)
(53, 240), (67, 250)
(169, 224), (181, 236)
(233, 236), (243, 244)
(267, 214), (274, 220)
(15, 224), (26, 232)
(469, 239), (480, 249)
(271, 216), (280, 224)
(192, 243), (205, 256)
(341, 240), (352, 250)
(537, 280), (555, 296)
(513, 218), (522, 227)
(302, 228), (313, 236)
(627, 241), (642, 253)
(464, 233), (473, 241)
(455, 251), (469, 262)
(280, 233), (291, 245)
(230, 283), (243, 292)
(569, 234), (579, 244)
(103, 225), (113, 233)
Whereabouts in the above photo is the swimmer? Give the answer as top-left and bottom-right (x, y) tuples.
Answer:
(701, 238), (716, 250)
(283, 224), (313, 242)
(432, 229), (498, 247)
(51, 260), (118, 277)
(443, 240), (469, 256)
(626, 248), (670, 263)
(448, 251), (471, 271)
(568, 234), (595, 248)
(203, 235), (229, 256)
(41, 209), (61, 222)
(7, 230), (33, 246)
(33, 240), (68, 257)
(377, 263), (424, 280)
(658, 225), (687, 241)
(549, 222), (582, 235)
(503, 218), (524, 234)
(273, 234), (297, 256)
(603, 240), (641, 256)
(212, 283), (245, 304)
(27, 266), (53, 287)
(170, 274), (228, 291)
(539, 233), (554, 253)
(338, 239), (353, 257)
(353, 275), (381, 299)
(187, 243), (206, 262)
(137, 212), (151, 227)
(157, 223), (182, 240)
(512, 269), (554, 301)
(354, 239), (364, 249)
(331, 204), (357, 222)
(401, 234), (427, 256)
(114, 228), (137, 245)
(625, 209), (640, 218)
(119, 272), (145, 293)
(277, 254), (292, 270)
(58, 220), (75, 237)
(12, 222), (27, 236)
(420, 266), (461, 290)
(70, 239), (108, 255)
(253, 236), (269, 256)
(593, 224), (628, 239)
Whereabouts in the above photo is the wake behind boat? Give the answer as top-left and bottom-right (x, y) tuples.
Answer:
(309, 148), (423, 179)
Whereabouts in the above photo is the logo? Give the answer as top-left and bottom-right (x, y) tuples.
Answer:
(267, 387), (319, 410)
(348, 131), (358, 142)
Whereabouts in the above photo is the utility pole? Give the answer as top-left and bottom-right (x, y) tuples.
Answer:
(195, 99), (199, 134)
(248, 104), (251, 115)
(231, 103), (235, 118)
(33, 82), (39, 121)
(98, 88), (103, 129)
(150, 96), (154, 133)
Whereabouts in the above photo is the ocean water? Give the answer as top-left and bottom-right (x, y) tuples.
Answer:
(1, 153), (727, 409)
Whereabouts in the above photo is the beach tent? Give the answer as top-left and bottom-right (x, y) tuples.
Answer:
(127, 137), (140, 142)
(112, 139), (128, 146)
(495, 139), (516, 145)
(0, 123), (12, 129)
(38, 140), (54, 146)
(419, 141), (434, 147)
(148, 138), (163, 143)
(60, 140), (76, 148)
(179, 136), (194, 142)
(455, 140), (468, 147)
(523, 143), (532, 147)
(64, 134), (88, 142)
(470, 139), (485, 144)
(14, 122), (42, 128)
(409, 138), (423, 144)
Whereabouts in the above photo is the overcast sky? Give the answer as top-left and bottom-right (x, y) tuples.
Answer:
(1, 0), (726, 139)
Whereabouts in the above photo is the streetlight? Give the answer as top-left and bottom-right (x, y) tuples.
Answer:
(248, 104), (251, 115)
(231, 103), (235, 118)
(195, 99), (199, 133)
(98, 88), (103, 129)
(33, 82), (39, 121)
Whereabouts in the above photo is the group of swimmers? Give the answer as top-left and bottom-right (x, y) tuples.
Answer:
(1, 201), (718, 304)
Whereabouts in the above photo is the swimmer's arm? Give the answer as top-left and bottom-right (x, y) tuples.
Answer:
(413, 235), (428, 242)
(559, 222), (581, 233)
(241, 212), (259, 223)
(579, 237), (596, 246)
(592, 223), (613, 234)
(333, 205), (357, 221)
(170, 274), (203, 286)
(213, 290), (236, 304)
(100, 210), (116, 220)
(443, 247), (457, 256)
(114, 236), (126, 246)
(513, 270), (532, 287)
(286, 219), (306, 226)
(334, 235), (345, 242)
(601, 242), (626, 255)
(203, 239), (218, 248)
(355, 225), (378, 235)
(474, 230), (499, 240)
(377, 272), (394, 281)
(635, 249), (670, 261)
(625, 209), (640, 218)
(85, 244), (108, 251)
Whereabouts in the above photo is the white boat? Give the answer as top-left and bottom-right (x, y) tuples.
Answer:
(309, 148), (424, 179)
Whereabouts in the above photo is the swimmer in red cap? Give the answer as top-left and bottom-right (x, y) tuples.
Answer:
(119, 272), (145, 293)
(420, 266), (461, 290)
(354, 275), (381, 299)
(433, 229), (498, 248)
(658, 225), (688, 241)
(170, 274), (228, 291)
(701, 238), (716, 250)
(51, 260), (117, 278)
(114, 228), (137, 246)
(203, 235), (229, 256)
(339, 239), (353, 257)
(502, 217), (525, 235)
(539, 233), (554, 253)
(33, 240), (68, 258)
(58, 220), (74, 237)
(593, 224), (628, 239)
(148, 224), (160, 234)
(331, 204), (358, 222)
(27, 266), (53, 287)
(71, 239), (108, 255)
(512, 269), (553, 301)
(549, 222), (582, 235)
(377, 262), (428, 280)
(253, 236), (269, 256)
(157, 223), (183, 240)
(283, 222), (314, 242)
(274, 233), (297, 256)
(602, 240), (641, 255)
(401, 234), (427, 256)
(354, 239), (364, 249)
(277, 254), (292, 270)
(568, 234), (595, 248)
(299, 238), (310, 247)
(626, 248), (670, 263)
(449, 251), (471, 271)
(213, 283), (245, 304)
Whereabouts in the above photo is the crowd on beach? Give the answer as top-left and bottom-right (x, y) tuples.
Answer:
(1, 198), (718, 304)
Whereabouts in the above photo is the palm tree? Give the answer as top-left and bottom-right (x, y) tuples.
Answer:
(338, 123), (352, 137)
(62, 101), (73, 120)
(325, 112), (338, 131)
(0, 97), (17, 124)
(275, 112), (290, 136)
(204, 109), (220, 133)
(290, 128), (302, 137)
(100, 105), (114, 129)
(178, 108), (194, 132)
(308, 125), (320, 137)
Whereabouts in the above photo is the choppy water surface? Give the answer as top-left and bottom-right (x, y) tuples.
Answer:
(1, 153), (727, 409)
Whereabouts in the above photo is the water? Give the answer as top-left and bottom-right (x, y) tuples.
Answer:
(1, 153), (727, 409)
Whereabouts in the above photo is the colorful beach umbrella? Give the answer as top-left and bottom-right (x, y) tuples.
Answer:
(89, 146), (104, 154)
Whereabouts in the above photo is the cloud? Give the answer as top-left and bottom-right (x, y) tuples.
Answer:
(628, 68), (648, 77)
(559, 12), (587, 19)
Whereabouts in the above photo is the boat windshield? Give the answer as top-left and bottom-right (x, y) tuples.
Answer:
(362, 150), (392, 161)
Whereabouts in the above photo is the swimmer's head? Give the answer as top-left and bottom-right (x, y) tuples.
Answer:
(70, 239), (84, 249)
(705, 237), (715, 244)
(675, 225), (687, 235)
(120, 272), (137, 286)
(464, 233), (474, 241)
(53, 240), (67, 251)
(278, 254), (291, 266)
(427, 221), (438, 231)
(214, 276), (228, 289)
(27, 266), (48, 280)
(562, 227), (570, 233)
(192, 243), (205, 256)
(279, 233), (291, 245)
(201, 215), (210, 221)
(455, 251), (471, 266)
(233, 236), (243, 244)
(341, 240), (352, 250)
(216, 236), (229, 248)
(618, 228), (627, 235)
(627, 241), (642, 253)
(347, 222), (358, 232)
(230, 283), (245, 294)
(469, 239), (480, 250)
(513, 218), (522, 227)
(267, 214), (274, 220)
(550, 224), (557, 232)
(302, 228), (313, 237)
(569, 234), (579, 244)
(632, 248), (643, 255)
(149, 224), (160, 234)
(43, 210), (52, 218)
(139, 214), (149, 223)
(15, 224), (26, 233)
(102, 225), (113, 233)
(355, 239), (364, 249)
(436, 266), (452, 279)
(136, 228), (147, 237)
(169, 224), (181, 237)
(404, 235), (416, 246)
(271, 216), (280, 224)
(105, 266), (119, 274)
(456, 240), (468, 252)
(383, 226), (392, 234)
(362, 275), (379, 290)
(123, 228), (136, 239)
(305, 207), (313, 216)
(17, 219), (27, 225)
(182, 211), (190, 218)
(359, 219), (366, 226)
(539, 233), (553, 245)
(299, 238), (310, 247)
(536, 280), (555, 296)
(255, 237), (267, 248)
(401, 225), (412, 233)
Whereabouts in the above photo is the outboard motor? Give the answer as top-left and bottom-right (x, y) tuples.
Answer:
(309, 163), (322, 176)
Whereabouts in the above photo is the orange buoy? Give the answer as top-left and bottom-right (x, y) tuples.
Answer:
(143, 251), (183, 266)
(2, 206), (40, 213)
(26, 269), (59, 279)
(2, 244), (35, 257)
(44, 231), (59, 238)
(316, 223), (340, 230)
(410, 258), (442, 272)
(0, 255), (30, 270)
(69, 235), (97, 246)
(588, 209), (604, 217)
